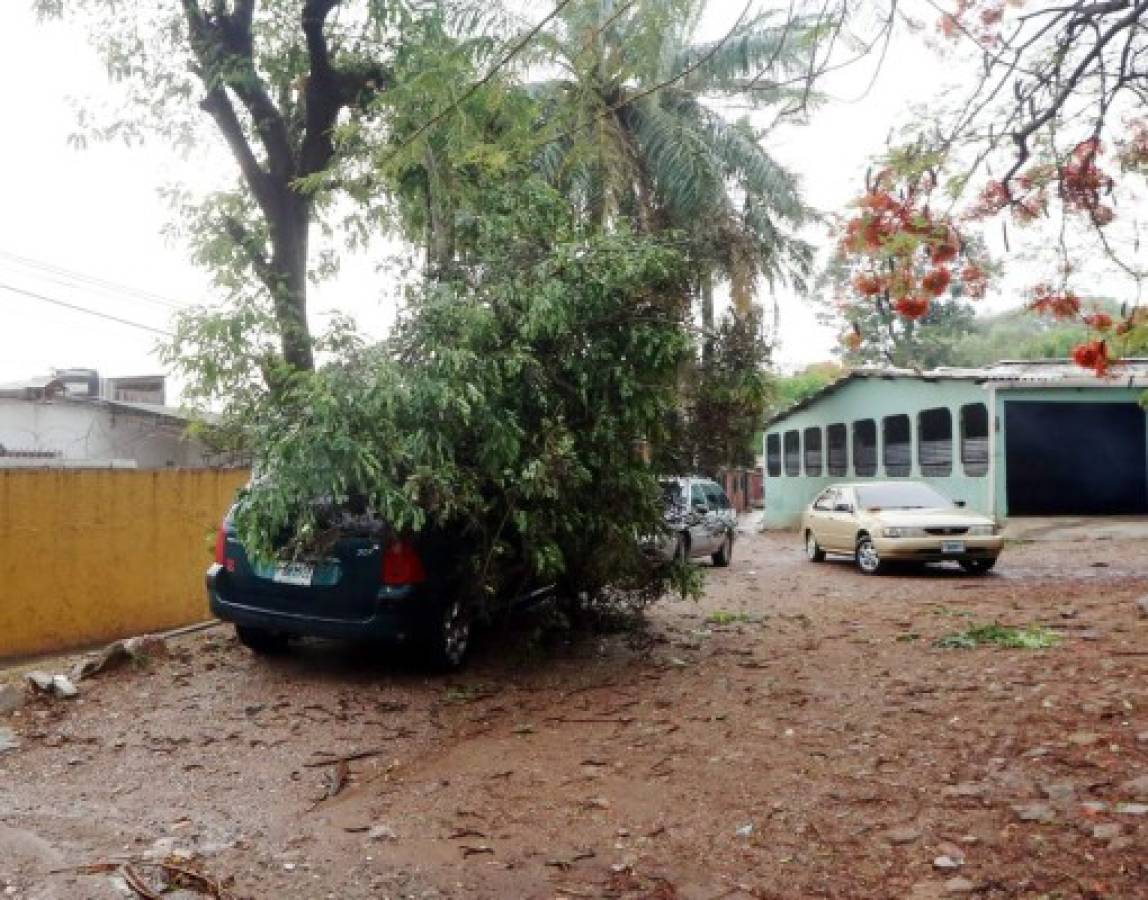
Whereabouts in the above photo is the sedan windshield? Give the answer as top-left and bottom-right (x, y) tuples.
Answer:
(660, 481), (685, 506)
(855, 482), (954, 510)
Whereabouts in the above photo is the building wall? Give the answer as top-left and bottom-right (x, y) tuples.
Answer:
(763, 377), (1148, 528)
(0, 468), (249, 660)
(0, 398), (212, 468)
(763, 378), (995, 528)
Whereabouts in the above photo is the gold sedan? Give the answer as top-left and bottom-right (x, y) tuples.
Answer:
(801, 481), (1004, 575)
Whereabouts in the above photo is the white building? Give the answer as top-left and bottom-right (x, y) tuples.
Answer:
(0, 368), (221, 469)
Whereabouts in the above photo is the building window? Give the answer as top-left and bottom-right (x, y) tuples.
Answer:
(961, 403), (989, 476)
(783, 430), (801, 476)
(853, 419), (877, 477)
(766, 433), (781, 477)
(827, 423), (847, 476)
(883, 414), (912, 476)
(803, 427), (823, 476)
(918, 407), (953, 476)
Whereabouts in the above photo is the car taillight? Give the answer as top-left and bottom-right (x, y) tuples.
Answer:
(381, 539), (426, 586)
(215, 522), (233, 570)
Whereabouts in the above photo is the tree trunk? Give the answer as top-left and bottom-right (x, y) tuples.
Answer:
(267, 189), (315, 373)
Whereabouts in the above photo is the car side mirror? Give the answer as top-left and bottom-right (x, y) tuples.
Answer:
(955, 500), (967, 508)
(833, 503), (853, 513)
(693, 502), (710, 514)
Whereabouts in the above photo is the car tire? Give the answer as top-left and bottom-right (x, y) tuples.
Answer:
(235, 624), (290, 655)
(805, 530), (826, 563)
(712, 535), (733, 567)
(855, 534), (885, 576)
(959, 557), (997, 575)
(425, 598), (473, 671)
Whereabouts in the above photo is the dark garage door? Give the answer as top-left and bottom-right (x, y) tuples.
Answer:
(1005, 401), (1148, 515)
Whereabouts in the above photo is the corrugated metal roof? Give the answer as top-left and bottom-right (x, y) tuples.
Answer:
(765, 359), (1148, 429)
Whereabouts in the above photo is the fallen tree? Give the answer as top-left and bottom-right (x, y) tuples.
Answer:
(172, 175), (699, 611)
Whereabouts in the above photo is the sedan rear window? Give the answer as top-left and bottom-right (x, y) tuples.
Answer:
(855, 482), (953, 510)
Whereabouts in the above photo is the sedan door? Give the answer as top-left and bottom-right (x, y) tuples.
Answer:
(820, 487), (859, 551)
(806, 489), (837, 546)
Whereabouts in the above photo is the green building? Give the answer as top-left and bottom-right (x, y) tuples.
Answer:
(762, 360), (1148, 528)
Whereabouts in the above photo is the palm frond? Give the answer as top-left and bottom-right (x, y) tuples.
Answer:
(628, 98), (726, 221)
(671, 14), (813, 95)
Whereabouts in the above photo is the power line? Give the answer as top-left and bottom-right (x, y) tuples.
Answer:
(0, 281), (173, 336)
(0, 249), (191, 311)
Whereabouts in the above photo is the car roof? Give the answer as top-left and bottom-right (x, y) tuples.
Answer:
(818, 481), (943, 493)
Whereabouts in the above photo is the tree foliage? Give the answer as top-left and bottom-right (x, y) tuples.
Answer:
(670, 310), (773, 476)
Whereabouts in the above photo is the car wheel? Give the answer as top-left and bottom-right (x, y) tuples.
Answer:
(235, 624), (290, 655)
(426, 598), (473, 671)
(711, 535), (733, 567)
(959, 557), (997, 575)
(805, 530), (826, 563)
(855, 534), (885, 575)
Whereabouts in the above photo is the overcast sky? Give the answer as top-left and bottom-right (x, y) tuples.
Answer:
(0, 1), (1009, 391)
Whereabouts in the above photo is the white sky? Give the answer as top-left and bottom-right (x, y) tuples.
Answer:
(0, 1), (1092, 389)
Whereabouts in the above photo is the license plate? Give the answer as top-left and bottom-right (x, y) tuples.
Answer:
(941, 540), (966, 554)
(272, 562), (315, 586)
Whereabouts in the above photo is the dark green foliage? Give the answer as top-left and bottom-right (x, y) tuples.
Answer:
(670, 310), (773, 476)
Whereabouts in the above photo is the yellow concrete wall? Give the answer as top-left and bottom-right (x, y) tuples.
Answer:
(0, 469), (249, 660)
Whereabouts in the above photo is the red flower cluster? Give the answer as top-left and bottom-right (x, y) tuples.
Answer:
(839, 169), (989, 323)
(894, 296), (931, 320)
(1072, 340), (1110, 375)
(1029, 283), (1081, 318)
(968, 181), (1010, 219)
(852, 272), (884, 296)
(1083, 313), (1113, 331)
(921, 267), (952, 296)
(938, 0), (1006, 44)
(968, 173), (1048, 224)
(1062, 139), (1115, 225)
(961, 264), (987, 299)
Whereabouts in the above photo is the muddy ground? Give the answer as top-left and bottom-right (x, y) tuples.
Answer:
(2, 526), (1148, 899)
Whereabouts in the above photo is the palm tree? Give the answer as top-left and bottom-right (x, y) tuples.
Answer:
(531, 0), (815, 327)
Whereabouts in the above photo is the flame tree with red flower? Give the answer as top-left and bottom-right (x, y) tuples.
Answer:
(829, 147), (992, 366)
(831, 0), (1148, 374)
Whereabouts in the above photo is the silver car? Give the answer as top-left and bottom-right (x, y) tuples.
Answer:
(654, 477), (737, 566)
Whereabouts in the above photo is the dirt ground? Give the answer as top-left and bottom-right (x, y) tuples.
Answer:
(2, 525), (1148, 899)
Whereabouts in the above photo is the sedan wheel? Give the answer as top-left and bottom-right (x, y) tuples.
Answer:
(805, 531), (826, 563)
(712, 535), (732, 567)
(428, 599), (472, 670)
(235, 625), (290, 655)
(959, 558), (997, 575)
(855, 535), (884, 575)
